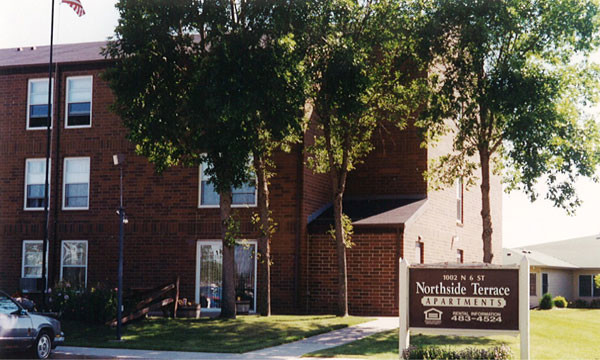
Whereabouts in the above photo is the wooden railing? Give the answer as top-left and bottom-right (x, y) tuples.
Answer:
(107, 276), (180, 327)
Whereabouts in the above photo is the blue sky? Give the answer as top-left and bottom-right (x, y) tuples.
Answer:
(2, 0), (599, 249)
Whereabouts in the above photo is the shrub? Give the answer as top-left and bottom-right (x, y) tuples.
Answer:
(591, 299), (600, 309)
(539, 293), (554, 310)
(568, 299), (589, 308)
(47, 282), (117, 324)
(402, 345), (513, 360)
(553, 296), (567, 308)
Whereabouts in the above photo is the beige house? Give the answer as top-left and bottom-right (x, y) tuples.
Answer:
(504, 234), (600, 308)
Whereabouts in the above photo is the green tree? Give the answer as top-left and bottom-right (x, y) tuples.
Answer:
(419, 0), (600, 263)
(103, 0), (306, 318)
(305, 0), (428, 316)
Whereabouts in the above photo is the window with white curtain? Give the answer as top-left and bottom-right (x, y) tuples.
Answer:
(22, 240), (47, 278)
(66, 76), (92, 128)
(27, 78), (53, 129)
(25, 158), (50, 210)
(198, 161), (256, 207)
(63, 157), (90, 209)
(60, 240), (88, 288)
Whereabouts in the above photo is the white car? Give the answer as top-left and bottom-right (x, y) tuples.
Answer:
(0, 291), (64, 359)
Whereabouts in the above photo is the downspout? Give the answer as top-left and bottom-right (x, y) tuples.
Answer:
(396, 225), (404, 316)
(50, 63), (62, 287)
(294, 135), (304, 313)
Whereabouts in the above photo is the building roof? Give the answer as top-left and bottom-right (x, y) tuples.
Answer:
(308, 197), (427, 231)
(503, 233), (600, 269)
(0, 41), (107, 68)
(503, 248), (577, 269)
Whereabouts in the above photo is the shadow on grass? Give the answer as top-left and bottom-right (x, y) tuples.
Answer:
(63, 315), (367, 353)
(306, 330), (513, 358)
(411, 333), (509, 346)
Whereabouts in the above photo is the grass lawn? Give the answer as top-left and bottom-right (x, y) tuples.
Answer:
(305, 309), (600, 359)
(62, 315), (371, 353)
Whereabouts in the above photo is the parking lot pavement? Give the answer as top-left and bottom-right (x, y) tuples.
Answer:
(52, 352), (116, 359)
(0, 351), (113, 359)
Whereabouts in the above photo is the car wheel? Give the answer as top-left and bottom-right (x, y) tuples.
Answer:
(33, 331), (52, 359)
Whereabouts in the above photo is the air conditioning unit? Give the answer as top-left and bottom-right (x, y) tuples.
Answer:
(20, 278), (44, 293)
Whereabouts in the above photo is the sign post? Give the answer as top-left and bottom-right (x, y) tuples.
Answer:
(399, 257), (530, 359)
(519, 256), (530, 360)
(399, 258), (410, 352)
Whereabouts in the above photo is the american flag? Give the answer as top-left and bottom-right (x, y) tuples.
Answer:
(62, 0), (86, 17)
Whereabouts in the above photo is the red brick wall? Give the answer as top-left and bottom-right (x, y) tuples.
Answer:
(0, 63), (304, 314)
(306, 231), (400, 316)
(345, 122), (427, 198)
(1, 59), (503, 317)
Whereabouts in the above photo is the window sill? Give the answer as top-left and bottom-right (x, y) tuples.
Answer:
(62, 207), (89, 211)
(198, 204), (257, 209)
(65, 125), (92, 129)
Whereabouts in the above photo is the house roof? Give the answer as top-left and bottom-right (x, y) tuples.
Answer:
(503, 233), (600, 269)
(0, 41), (107, 68)
(503, 248), (577, 269)
(308, 197), (427, 231)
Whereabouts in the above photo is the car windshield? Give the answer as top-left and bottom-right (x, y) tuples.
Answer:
(0, 295), (19, 315)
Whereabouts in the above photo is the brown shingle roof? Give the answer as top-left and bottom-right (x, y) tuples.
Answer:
(308, 197), (427, 232)
(0, 41), (107, 68)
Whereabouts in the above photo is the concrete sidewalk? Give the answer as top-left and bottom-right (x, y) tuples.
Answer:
(53, 317), (397, 359)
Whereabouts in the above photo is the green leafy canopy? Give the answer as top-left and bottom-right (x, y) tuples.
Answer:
(102, 0), (307, 193)
(305, 0), (430, 175)
(419, 0), (600, 213)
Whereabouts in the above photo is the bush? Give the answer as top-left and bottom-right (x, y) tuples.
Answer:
(591, 299), (600, 309)
(46, 282), (117, 324)
(568, 299), (589, 308)
(553, 296), (567, 308)
(402, 345), (513, 360)
(539, 293), (554, 310)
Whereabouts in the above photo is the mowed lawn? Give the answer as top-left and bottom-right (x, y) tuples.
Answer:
(306, 309), (600, 359)
(62, 315), (370, 353)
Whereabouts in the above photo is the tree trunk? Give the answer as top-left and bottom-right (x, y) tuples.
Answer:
(255, 155), (271, 316)
(220, 190), (236, 318)
(479, 150), (494, 263)
(332, 189), (349, 317)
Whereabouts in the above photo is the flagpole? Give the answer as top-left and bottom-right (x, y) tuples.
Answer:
(41, 0), (56, 309)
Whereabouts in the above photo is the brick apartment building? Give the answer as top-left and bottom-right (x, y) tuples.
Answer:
(0, 41), (502, 316)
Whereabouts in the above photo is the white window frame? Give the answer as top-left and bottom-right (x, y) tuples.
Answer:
(456, 177), (463, 224)
(195, 239), (258, 313)
(456, 249), (464, 264)
(24, 158), (51, 211)
(415, 241), (423, 264)
(21, 240), (48, 279)
(65, 75), (93, 129)
(26, 78), (54, 131)
(62, 157), (90, 210)
(59, 240), (88, 288)
(198, 162), (257, 208)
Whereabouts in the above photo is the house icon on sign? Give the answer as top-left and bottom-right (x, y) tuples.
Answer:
(424, 308), (443, 324)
